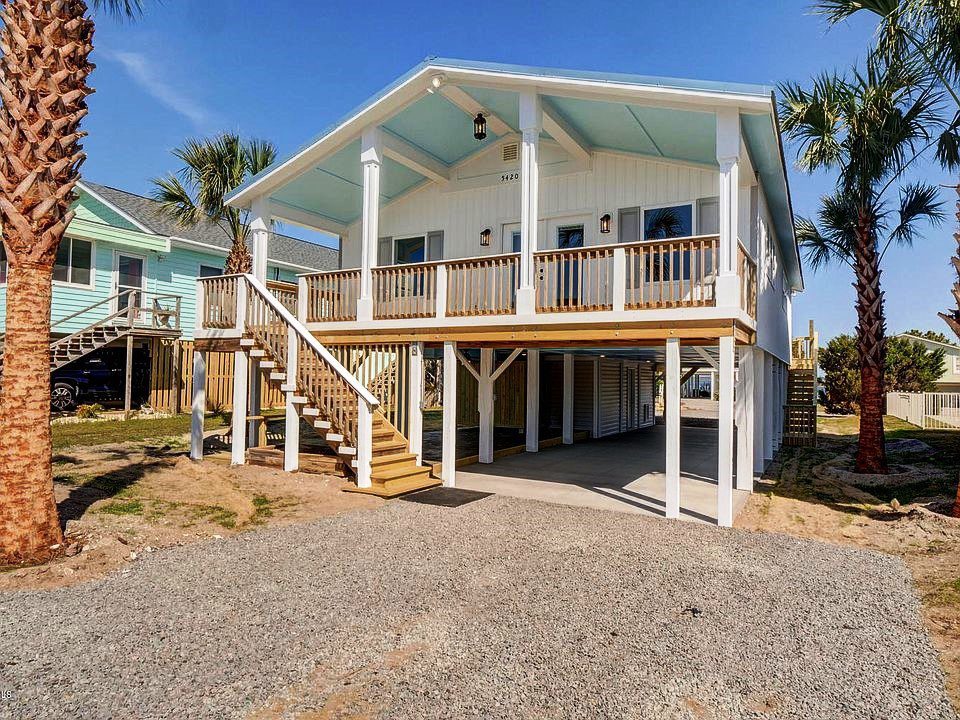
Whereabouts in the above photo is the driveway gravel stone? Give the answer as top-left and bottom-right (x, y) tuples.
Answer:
(0, 494), (954, 719)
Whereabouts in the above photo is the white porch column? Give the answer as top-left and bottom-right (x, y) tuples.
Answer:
(249, 197), (270, 283)
(665, 338), (681, 519)
(408, 342), (425, 464)
(442, 340), (457, 486)
(189, 349), (206, 461)
(562, 353), (574, 444)
(283, 326), (300, 472)
(358, 128), (382, 322)
(717, 335), (735, 527)
(516, 92), (542, 316)
(735, 347), (755, 492)
(715, 108), (742, 309)
(231, 350), (249, 465)
(478, 348), (495, 463)
(752, 348), (767, 473)
(525, 348), (540, 452)
(355, 400), (373, 489)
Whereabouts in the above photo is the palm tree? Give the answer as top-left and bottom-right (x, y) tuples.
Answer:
(815, 1), (960, 338)
(152, 134), (277, 274)
(780, 55), (945, 474)
(0, 0), (149, 566)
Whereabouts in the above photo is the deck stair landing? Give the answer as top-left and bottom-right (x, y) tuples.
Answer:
(232, 275), (438, 498)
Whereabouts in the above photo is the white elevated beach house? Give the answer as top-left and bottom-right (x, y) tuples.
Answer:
(189, 59), (803, 527)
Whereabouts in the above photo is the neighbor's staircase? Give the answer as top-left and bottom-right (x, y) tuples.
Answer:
(0, 291), (181, 374)
(229, 275), (438, 497)
(783, 321), (818, 447)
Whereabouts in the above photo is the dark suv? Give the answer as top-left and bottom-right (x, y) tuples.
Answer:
(51, 347), (149, 412)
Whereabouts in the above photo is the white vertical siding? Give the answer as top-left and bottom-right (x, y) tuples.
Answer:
(573, 356), (595, 435)
(598, 358), (622, 437)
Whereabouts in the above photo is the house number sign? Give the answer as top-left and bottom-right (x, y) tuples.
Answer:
(499, 171), (520, 184)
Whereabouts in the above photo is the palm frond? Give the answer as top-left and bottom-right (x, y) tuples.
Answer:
(881, 181), (945, 257)
(935, 112), (960, 169)
(814, 0), (901, 24)
(90, 0), (150, 20)
(150, 174), (204, 227)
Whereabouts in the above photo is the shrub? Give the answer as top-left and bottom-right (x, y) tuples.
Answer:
(76, 403), (104, 419)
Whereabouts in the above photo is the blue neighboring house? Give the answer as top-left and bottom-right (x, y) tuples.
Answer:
(0, 181), (338, 411)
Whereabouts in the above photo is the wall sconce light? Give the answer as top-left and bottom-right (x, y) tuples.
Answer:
(480, 228), (492, 246)
(600, 213), (611, 234)
(474, 112), (487, 141)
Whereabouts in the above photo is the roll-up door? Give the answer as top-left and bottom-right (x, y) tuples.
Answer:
(639, 362), (655, 427)
(598, 358), (622, 437)
(574, 357), (595, 436)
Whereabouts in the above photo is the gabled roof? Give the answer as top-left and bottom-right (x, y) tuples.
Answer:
(224, 57), (799, 289)
(894, 333), (960, 350)
(79, 181), (339, 272)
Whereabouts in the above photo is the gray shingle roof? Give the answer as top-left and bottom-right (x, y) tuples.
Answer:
(81, 181), (339, 272)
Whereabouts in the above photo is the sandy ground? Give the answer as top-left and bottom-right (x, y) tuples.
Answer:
(738, 446), (960, 711)
(0, 441), (381, 591)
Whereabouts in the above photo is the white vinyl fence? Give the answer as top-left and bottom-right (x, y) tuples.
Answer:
(887, 392), (960, 430)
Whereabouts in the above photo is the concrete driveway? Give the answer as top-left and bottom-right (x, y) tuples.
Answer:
(456, 424), (749, 523)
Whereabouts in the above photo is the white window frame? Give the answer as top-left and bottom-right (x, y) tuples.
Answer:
(616, 199), (700, 244)
(52, 236), (96, 290)
(952, 355), (960, 375)
(197, 262), (224, 278)
(111, 249), (148, 312)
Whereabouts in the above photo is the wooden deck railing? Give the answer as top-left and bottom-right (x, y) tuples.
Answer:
(372, 263), (437, 319)
(738, 242), (758, 319)
(304, 270), (360, 322)
(291, 232), (761, 322)
(198, 275), (239, 328)
(624, 235), (718, 309)
(446, 253), (519, 316)
(535, 247), (613, 312)
(266, 280), (298, 316)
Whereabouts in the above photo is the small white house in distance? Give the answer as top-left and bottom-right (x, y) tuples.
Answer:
(190, 58), (804, 527)
(895, 333), (960, 392)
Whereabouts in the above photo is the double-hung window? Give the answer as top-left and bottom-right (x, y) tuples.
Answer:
(54, 237), (93, 286)
(198, 264), (223, 278)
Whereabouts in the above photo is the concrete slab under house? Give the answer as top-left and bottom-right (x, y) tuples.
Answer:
(189, 58), (805, 527)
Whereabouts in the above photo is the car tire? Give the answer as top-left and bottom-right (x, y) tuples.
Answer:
(51, 382), (77, 412)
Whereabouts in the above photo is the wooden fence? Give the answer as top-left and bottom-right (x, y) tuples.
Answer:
(148, 338), (284, 413)
(455, 358), (526, 428)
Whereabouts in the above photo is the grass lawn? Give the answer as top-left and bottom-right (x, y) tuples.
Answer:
(423, 408), (443, 433)
(52, 414), (228, 450)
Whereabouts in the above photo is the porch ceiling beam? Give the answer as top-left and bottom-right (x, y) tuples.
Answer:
(266, 200), (347, 236)
(455, 348), (481, 381)
(380, 130), (450, 184)
(692, 346), (719, 370)
(490, 348), (523, 382)
(438, 85), (514, 136)
(541, 99), (591, 164)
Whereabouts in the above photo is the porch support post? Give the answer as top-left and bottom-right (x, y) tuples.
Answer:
(247, 364), (261, 447)
(231, 349), (249, 465)
(735, 347), (755, 492)
(525, 347), (540, 452)
(764, 354), (775, 461)
(355, 400), (373, 489)
(516, 92), (542, 316)
(752, 349), (766, 473)
(189, 349), (206, 461)
(408, 342), (425, 464)
(123, 333), (134, 419)
(478, 349), (495, 463)
(715, 108), (742, 309)
(249, 196), (270, 283)
(717, 335), (735, 527)
(562, 353), (574, 445)
(442, 340), (457, 486)
(358, 127), (382, 322)
(283, 326), (300, 472)
(665, 338), (681, 519)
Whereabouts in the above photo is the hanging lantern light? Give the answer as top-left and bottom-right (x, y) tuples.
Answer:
(480, 228), (492, 246)
(600, 213), (611, 234)
(473, 112), (487, 141)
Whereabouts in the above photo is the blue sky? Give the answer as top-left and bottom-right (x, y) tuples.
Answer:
(84, 0), (956, 342)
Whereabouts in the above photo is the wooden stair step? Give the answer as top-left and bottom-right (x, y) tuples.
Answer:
(372, 463), (431, 484)
(345, 474), (440, 498)
(371, 452), (418, 469)
(372, 439), (407, 455)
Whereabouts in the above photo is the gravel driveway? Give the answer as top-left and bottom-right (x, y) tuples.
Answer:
(0, 493), (954, 719)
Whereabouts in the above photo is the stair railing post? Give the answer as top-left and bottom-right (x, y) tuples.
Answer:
(612, 247), (626, 312)
(230, 278), (249, 465)
(435, 264), (447, 320)
(283, 325), (300, 472)
(356, 399), (374, 488)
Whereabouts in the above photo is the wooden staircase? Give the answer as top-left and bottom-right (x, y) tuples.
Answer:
(237, 279), (438, 498)
(783, 321), (818, 447)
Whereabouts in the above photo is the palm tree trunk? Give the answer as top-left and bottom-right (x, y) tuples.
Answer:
(853, 211), (888, 474)
(0, 0), (95, 564)
(0, 260), (61, 563)
(224, 239), (252, 275)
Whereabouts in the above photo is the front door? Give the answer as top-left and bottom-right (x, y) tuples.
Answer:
(114, 252), (146, 316)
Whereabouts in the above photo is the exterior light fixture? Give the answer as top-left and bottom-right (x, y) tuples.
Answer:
(474, 112), (487, 141)
(480, 228), (492, 246)
(600, 213), (611, 234)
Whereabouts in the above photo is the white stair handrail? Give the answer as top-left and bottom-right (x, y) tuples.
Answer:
(242, 273), (380, 409)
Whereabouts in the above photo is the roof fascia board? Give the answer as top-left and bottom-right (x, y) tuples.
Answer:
(170, 235), (328, 273)
(76, 181), (157, 235)
(227, 66), (436, 208)
(67, 216), (170, 252)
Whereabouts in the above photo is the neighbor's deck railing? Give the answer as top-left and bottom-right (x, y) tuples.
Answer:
(270, 232), (761, 324)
